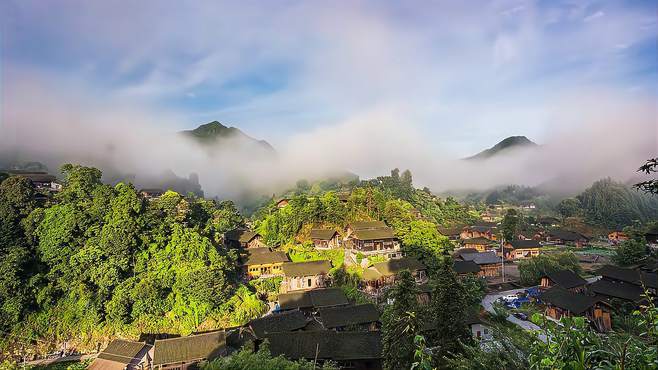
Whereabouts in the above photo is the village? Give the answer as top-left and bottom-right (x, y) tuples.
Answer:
(75, 190), (657, 370)
(1, 167), (656, 370)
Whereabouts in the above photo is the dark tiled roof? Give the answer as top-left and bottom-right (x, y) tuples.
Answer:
(460, 251), (500, 265)
(468, 226), (496, 233)
(153, 331), (226, 366)
(372, 257), (425, 276)
(596, 265), (657, 289)
(318, 304), (380, 328)
(454, 248), (479, 257)
(16, 173), (57, 183)
(549, 229), (588, 241)
(352, 228), (396, 240)
(508, 239), (541, 249)
(97, 339), (149, 364)
(278, 288), (349, 310)
(310, 229), (338, 240)
(350, 221), (388, 230)
(282, 260), (331, 276)
(242, 248), (289, 266)
(249, 311), (308, 338)
(453, 260), (481, 274)
(225, 229), (260, 243)
(588, 280), (644, 302)
(540, 286), (600, 315)
(266, 331), (382, 361)
(545, 270), (586, 289)
(538, 217), (560, 225)
(462, 237), (495, 245)
(437, 226), (463, 236)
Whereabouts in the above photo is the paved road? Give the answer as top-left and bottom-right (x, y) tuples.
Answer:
(482, 287), (547, 343)
(24, 353), (96, 367)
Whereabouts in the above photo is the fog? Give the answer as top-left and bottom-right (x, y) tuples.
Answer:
(1, 73), (655, 202)
(1, 1), (656, 203)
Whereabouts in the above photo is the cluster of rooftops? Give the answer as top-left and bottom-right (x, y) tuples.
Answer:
(536, 263), (657, 332)
(89, 287), (386, 369)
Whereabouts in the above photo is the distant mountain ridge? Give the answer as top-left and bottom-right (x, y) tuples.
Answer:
(180, 121), (275, 152)
(464, 136), (537, 161)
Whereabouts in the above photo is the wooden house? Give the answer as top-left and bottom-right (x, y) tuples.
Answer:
(224, 229), (265, 249)
(138, 188), (164, 199)
(461, 237), (496, 252)
(460, 225), (496, 241)
(152, 331), (227, 370)
(504, 239), (541, 260)
(588, 279), (645, 303)
(266, 331), (382, 370)
(362, 257), (427, 295)
(453, 260), (481, 277)
(88, 339), (151, 370)
(540, 286), (612, 332)
(608, 231), (629, 244)
(457, 251), (501, 278)
(277, 288), (349, 312)
(437, 226), (463, 241)
(241, 247), (289, 280)
(346, 221), (401, 260)
(539, 270), (587, 292)
(13, 172), (62, 192)
(546, 229), (589, 247)
(537, 217), (560, 227)
(597, 265), (657, 295)
(280, 260), (332, 293)
(465, 310), (492, 341)
(317, 304), (380, 332)
(309, 229), (340, 249)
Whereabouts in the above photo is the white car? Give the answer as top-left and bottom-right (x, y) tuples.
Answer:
(502, 294), (518, 302)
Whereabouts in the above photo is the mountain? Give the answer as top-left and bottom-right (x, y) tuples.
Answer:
(464, 136), (537, 161)
(180, 121), (275, 152)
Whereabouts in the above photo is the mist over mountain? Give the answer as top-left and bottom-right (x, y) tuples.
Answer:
(180, 121), (275, 154)
(464, 136), (538, 161)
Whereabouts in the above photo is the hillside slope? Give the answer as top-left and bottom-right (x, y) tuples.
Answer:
(180, 121), (275, 152)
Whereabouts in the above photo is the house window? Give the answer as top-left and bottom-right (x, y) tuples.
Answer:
(307, 278), (312, 287)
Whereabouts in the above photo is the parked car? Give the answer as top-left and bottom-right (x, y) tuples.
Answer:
(513, 312), (528, 321)
(502, 294), (519, 302)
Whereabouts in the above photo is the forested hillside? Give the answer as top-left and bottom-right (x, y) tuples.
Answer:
(0, 165), (477, 358)
(577, 178), (658, 229)
(0, 165), (261, 356)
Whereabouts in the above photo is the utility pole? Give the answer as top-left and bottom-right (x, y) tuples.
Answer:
(501, 237), (505, 283)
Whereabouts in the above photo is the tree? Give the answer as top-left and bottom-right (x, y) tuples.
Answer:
(426, 260), (470, 362)
(518, 253), (581, 286)
(613, 225), (648, 266)
(500, 209), (520, 241)
(557, 198), (581, 218)
(634, 158), (658, 195)
(402, 220), (451, 275)
(382, 270), (422, 370)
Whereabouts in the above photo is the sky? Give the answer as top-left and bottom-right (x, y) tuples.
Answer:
(1, 0), (657, 198)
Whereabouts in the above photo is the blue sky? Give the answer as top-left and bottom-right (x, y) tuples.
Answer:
(1, 0), (656, 165)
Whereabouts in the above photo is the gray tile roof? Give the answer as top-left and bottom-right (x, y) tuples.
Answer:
(540, 286), (600, 315)
(460, 251), (500, 265)
(318, 304), (380, 329)
(97, 339), (149, 364)
(310, 229), (339, 240)
(249, 311), (308, 338)
(242, 247), (289, 265)
(278, 288), (349, 310)
(153, 331), (226, 366)
(281, 260), (331, 277)
(544, 270), (587, 289)
(266, 331), (382, 361)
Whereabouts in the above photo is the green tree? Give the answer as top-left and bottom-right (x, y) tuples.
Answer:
(426, 260), (470, 362)
(501, 209), (520, 241)
(557, 198), (582, 218)
(382, 270), (422, 370)
(613, 225), (648, 266)
(402, 220), (451, 275)
(518, 253), (581, 286)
